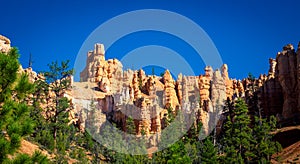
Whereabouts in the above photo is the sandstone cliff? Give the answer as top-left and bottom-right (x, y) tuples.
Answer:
(76, 43), (241, 146)
(4, 33), (300, 151)
(241, 43), (300, 121)
(75, 42), (300, 144)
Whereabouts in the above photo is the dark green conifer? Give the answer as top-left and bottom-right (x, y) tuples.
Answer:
(0, 48), (36, 162)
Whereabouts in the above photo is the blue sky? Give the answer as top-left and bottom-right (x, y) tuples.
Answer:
(1, 0), (300, 81)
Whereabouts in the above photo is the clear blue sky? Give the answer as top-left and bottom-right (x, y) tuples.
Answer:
(1, 0), (300, 80)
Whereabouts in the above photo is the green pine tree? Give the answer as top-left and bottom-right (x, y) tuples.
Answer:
(31, 79), (55, 151)
(153, 108), (191, 163)
(0, 48), (36, 162)
(7, 150), (49, 164)
(183, 121), (202, 163)
(152, 139), (191, 164)
(221, 145), (243, 164)
(32, 61), (92, 163)
(252, 115), (281, 163)
(126, 116), (135, 135)
(85, 99), (98, 135)
(200, 137), (218, 164)
(222, 98), (256, 163)
(43, 60), (74, 155)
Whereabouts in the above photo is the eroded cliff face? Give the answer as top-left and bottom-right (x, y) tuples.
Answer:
(277, 44), (298, 119)
(236, 43), (300, 121)
(4, 32), (300, 150)
(75, 42), (300, 141)
(76, 43), (241, 144)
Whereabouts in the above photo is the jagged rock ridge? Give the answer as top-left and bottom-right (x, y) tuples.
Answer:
(76, 42), (300, 142)
(75, 44), (241, 147)
(3, 33), (300, 151)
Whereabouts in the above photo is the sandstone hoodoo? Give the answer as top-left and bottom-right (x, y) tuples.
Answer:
(4, 31), (300, 149)
(76, 43), (240, 147)
(76, 42), (300, 144)
(2, 33), (300, 162)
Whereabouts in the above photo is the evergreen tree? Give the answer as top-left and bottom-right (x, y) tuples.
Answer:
(246, 73), (260, 117)
(184, 141), (198, 163)
(252, 116), (281, 163)
(159, 107), (185, 150)
(29, 60), (80, 162)
(125, 116), (135, 135)
(97, 121), (127, 162)
(183, 121), (202, 163)
(44, 60), (93, 163)
(200, 137), (218, 164)
(30, 60), (95, 162)
(42, 60), (74, 154)
(0, 48), (21, 102)
(221, 145), (243, 164)
(153, 107), (191, 163)
(85, 99), (98, 135)
(6, 150), (49, 164)
(223, 97), (234, 122)
(222, 98), (256, 163)
(31, 79), (54, 150)
(0, 48), (36, 162)
(153, 139), (191, 164)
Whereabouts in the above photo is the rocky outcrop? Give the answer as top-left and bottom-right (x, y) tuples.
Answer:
(144, 76), (156, 96)
(4, 32), (299, 152)
(198, 66), (213, 112)
(199, 69), (227, 136)
(211, 70), (226, 109)
(163, 70), (179, 110)
(0, 35), (11, 53)
(77, 44), (236, 147)
(297, 43), (300, 117)
(221, 64), (234, 99)
(234, 43), (300, 121)
(257, 73), (283, 117)
(232, 79), (244, 98)
(277, 44), (298, 118)
(79, 41), (300, 141)
(131, 72), (142, 99)
(80, 44), (123, 87)
(23, 67), (45, 83)
(133, 97), (151, 135)
(4, 32), (300, 158)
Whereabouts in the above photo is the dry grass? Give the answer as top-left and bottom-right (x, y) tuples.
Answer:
(18, 139), (54, 159)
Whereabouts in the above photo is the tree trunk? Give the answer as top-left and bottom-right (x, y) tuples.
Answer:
(53, 94), (59, 154)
